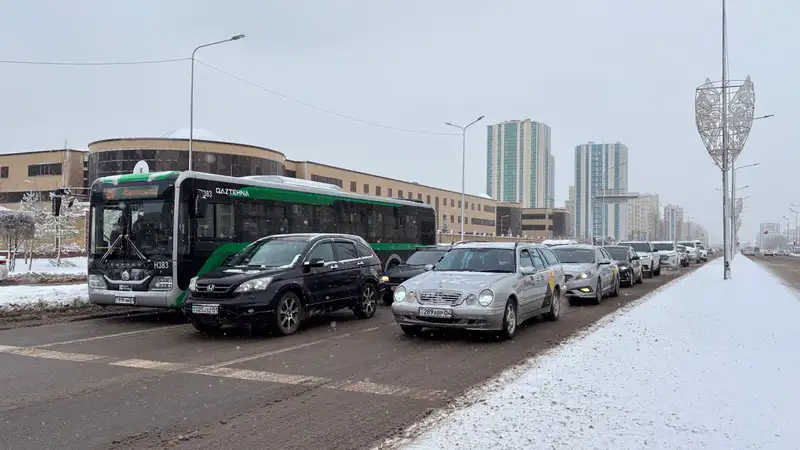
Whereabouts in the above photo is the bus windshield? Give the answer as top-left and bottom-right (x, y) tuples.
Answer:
(90, 199), (173, 260)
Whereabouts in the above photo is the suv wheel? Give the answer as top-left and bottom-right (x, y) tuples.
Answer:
(610, 277), (620, 297)
(272, 292), (302, 336)
(654, 264), (661, 276)
(354, 282), (377, 319)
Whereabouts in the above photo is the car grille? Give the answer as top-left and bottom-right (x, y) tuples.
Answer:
(193, 283), (234, 298)
(564, 274), (574, 282)
(660, 255), (669, 261)
(418, 290), (462, 305)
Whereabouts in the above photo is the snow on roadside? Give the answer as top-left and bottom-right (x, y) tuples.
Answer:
(0, 283), (88, 308)
(8, 257), (87, 276)
(394, 257), (800, 450)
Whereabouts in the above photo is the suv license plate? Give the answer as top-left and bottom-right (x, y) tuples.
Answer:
(418, 307), (452, 318)
(192, 304), (219, 315)
(114, 296), (135, 305)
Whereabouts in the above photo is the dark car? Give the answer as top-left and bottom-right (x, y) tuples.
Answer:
(379, 245), (451, 304)
(602, 245), (642, 287)
(183, 233), (381, 336)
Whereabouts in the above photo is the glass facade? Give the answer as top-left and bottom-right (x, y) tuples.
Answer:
(87, 149), (284, 185)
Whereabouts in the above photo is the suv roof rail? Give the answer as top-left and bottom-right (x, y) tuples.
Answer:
(452, 240), (479, 246)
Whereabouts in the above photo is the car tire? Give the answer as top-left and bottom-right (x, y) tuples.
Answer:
(610, 277), (620, 297)
(354, 282), (378, 319)
(654, 265), (661, 276)
(400, 325), (423, 337)
(544, 287), (561, 321)
(593, 279), (602, 305)
(192, 321), (222, 334)
(272, 292), (303, 336)
(499, 299), (518, 340)
(636, 270), (643, 284)
(382, 290), (394, 306)
(627, 269), (635, 287)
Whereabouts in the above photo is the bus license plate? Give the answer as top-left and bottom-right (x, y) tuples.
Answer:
(192, 304), (219, 315)
(114, 296), (135, 305)
(418, 307), (452, 318)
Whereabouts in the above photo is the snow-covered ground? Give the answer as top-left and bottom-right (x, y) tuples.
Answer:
(0, 283), (88, 307)
(8, 257), (87, 276)
(392, 257), (800, 450)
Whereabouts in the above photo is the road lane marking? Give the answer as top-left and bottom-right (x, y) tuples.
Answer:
(208, 326), (381, 368)
(0, 344), (444, 401)
(32, 324), (187, 348)
(0, 345), (106, 362)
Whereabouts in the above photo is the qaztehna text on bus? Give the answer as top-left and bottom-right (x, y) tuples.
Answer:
(64, 171), (436, 309)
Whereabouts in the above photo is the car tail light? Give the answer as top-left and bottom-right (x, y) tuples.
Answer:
(0, 260), (6, 265)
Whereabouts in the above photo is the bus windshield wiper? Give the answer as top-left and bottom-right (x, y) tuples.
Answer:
(100, 233), (147, 263)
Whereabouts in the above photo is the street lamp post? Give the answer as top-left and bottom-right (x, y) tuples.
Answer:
(791, 205), (800, 245)
(189, 34), (245, 171)
(730, 162), (758, 252)
(499, 214), (509, 237)
(445, 116), (484, 240)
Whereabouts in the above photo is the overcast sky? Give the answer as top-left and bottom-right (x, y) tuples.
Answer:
(1, 0), (796, 244)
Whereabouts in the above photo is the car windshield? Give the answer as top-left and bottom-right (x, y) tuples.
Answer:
(405, 250), (448, 266)
(433, 248), (515, 273)
(552, 248), (595, 264)
(677, 242), (696, 248)
(226, 239), (308, 268)
(676, 245), (686, 252)
(697, 244), (705, 250)
(604, 247), (629, 260)
(90, 200), (173, 260)
(620, 242), (651, 253)
(652, 243), (674, 251)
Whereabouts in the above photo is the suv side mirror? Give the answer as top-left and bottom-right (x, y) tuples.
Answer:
(631, 255), (640, 260)
(598, 259), (611, 265)
(424, 264), (434, 272)
(303, 258), (326, 268)
(520, 266), (536, 275)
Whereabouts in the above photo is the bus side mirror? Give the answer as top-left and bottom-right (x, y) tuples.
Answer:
(52, 196), (62, 216)
(194, 196), (208, 218)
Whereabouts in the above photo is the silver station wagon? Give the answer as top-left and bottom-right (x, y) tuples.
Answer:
(391, 242), (565, 339)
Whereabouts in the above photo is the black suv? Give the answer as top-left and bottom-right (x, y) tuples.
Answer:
(183, 233), (381, 336)
(379, 245), (451, 304)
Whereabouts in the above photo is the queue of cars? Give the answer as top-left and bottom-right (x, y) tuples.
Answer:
(181, 233), (698, 341)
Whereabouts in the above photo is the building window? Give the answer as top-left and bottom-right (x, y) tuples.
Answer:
(28, 163), (62, 177)
(0, 166), (8, 178)
(458, 201), (462, 208)
(451, 199), (455, 207)
(522, 224), (547, 231)
(363, 183), (369, 194)
(471, 203), (475, 211)
(350, 181), (357, 192)
(388, 188), (393, 197)
(398, 190), (403, 198)
(426, 195), (431, 204)
(407, 191), (413, 199)
(310, 174), (343, 188)
(417, 193), (422, 201)
(522, 214), (547, 220)
(483, 205), (496, 213)
(450, 215), (454, 223)
(376, 186), (382, 196)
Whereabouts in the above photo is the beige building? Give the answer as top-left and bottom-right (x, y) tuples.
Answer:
(627, 193), (659, 240)
(520, 208), (569, 238)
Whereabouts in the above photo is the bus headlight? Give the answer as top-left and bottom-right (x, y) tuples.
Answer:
(88, 274), (106, 289)
(234, 277), (273, 293)
(151, 276), (173, 291)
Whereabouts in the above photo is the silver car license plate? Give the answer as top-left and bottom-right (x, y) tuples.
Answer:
(192, 304), (219, 315)
(418, 307), (452, 318)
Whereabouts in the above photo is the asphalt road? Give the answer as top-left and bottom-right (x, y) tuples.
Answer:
(0, 263), (704, 450)
(748, 254), (800, 290)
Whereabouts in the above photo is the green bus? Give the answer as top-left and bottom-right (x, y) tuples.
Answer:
(67, 171), (436, 309)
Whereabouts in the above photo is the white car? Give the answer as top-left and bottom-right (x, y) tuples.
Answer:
(696, 243), (708, 262)
(618, 241), (661, 277)
(677, 241), (700, 263)
(765, 249), (775, 256)
(652, 241), (680, 269)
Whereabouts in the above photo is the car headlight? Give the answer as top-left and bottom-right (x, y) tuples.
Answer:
(234, 276), (273, 293)
(189, 276), (198, 292)
(394, 285), (407, 302)
(617, 264), (629, 270)
(577, 270), (593, 279)
(478, 289), (494, 307)
(380, 275), (389, 282)
(88, 274), (106, 289)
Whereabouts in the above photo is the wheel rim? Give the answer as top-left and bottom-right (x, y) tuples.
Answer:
(505, 304), (516, 335)
(278, 297), (300, 332)
(362, 285), (376, 315)
(552, 290), (560, 316)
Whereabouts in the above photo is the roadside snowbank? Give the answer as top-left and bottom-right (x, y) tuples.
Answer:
(0, 283), (88, 308)
(394, 257), (800, 450)
(9, 257), (87, 276)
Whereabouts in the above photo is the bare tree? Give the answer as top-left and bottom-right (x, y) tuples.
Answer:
(0, 209), (36, 272)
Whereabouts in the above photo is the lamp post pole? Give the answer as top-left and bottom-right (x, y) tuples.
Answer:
(189, 34), (245, 171)
(445, 116), (484, 241)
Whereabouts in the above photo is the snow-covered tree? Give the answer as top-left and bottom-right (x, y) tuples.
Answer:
(0, 209), (35, 271)
(42, 192), (82, 265)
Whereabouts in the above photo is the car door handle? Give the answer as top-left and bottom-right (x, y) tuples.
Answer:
(329, 264), (339, 270)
